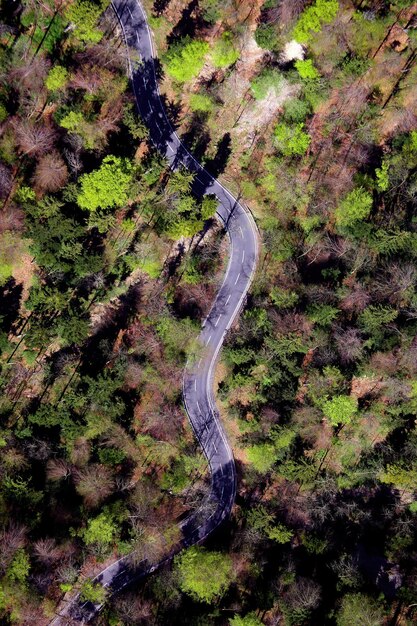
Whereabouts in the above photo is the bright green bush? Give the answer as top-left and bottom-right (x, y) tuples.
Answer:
(295, 59), (320, 80)
(322, 395), (358, 426)
(165, 38), (209, 83)
(293, 0), (339, 43)
(189, 93), (214, 113)
(83, 513), (116, 545)
(211, 32), (239, 68)
(274, 122), (311, 157)
(45, 65), (69, 91)
(175, 546), (234, 603)
(65, 0), (108, 44)
(59, 110), (85, 132)
(80, 578), (107, 603)
(335, 187), (373, 228)
(77, 155), (133, 212)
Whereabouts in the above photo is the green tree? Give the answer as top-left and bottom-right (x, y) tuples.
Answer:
(230, 613), (264, 626)
(295, 59), (320, 80)
(65, 0), (108, 44)
(274, 122), (311, 157)
(251, 68), (284, 101)
(45, 65), (69, 91)
(189, 93), (214, 113)
(83, 513), (116, 546)
(293, 0), (339, 43)
(80, 578), (107, 603)
(77, 155), (133, 212)
(165, 38), (209, 83)
(322, 395), (358, 427)
(211, 32), (239, 68)
(246, 442), (278, 473)
(358, 305), (398, 335)
(7, 549), (30, 583)
(335, 188), (373, 228)
(254, 23), (277, 50)
(174, 546), (234, 603)
(336, 593), (385, 626)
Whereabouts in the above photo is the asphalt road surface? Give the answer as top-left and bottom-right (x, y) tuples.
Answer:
(50, 1), (258, 622)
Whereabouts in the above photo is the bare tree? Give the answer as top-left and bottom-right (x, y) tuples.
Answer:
(46, 458), (72, 481)
(33, 150), (69, 193)
(12, 118), (56, 157)
(334, 327), (363, 365)
(74, 464), (115, 508)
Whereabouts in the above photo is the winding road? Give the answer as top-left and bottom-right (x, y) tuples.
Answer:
(50, 1), (258, 622)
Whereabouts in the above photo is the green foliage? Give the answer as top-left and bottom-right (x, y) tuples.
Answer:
(175, 546), (234, 603)
(0, 102), (7, 122)
(80, 578), (107, 603)
(380, 463), (417, 491)
(59, 110), (85, 132)
(358, 305), (398, 335)
(98, 447), (126, 465)
(229, 612), (264, 626)
(65, 0), (108, 44)
(270, 287), (299, 309)
(77, 155), (133, 212)
(375, 160), (390, 192)
(282, 98), (312, 123)
(211, 32), (239, 68)
(335, 187), (373, 228)
(165, 38), (209, 83)
(293, 0), (339, 43)
(322, 395), (358, 426)
(254, 23), (277, 50)
(189, 93), (214, 113)
(246, 442), (278, 473)
(247, 505), (293, 543)
(251, 68), (284, 101)
(274, 122), (311, 157)
(336, 593), (385, 626)
(45, 65), (69, 91)
(200, 0), (222, 23)
(295, 59), (320, 80)
(7, 549), (30, 583)
(83, 513), (116, 546)
(307, 304), (339, 327)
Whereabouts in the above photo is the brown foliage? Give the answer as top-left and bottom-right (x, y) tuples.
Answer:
(0, 161), (12, 199)
(340, 283), (371, 314)
(334, 327), (363, 365)
(46, 458), (72, 481)
(0, 524), (26, 574)
(0, 203), (25, 234)
(12, 119), (56, 157)
(74, 463), (115, 508)
(33, 150), (68, 193)
(33, 537), (63, 566)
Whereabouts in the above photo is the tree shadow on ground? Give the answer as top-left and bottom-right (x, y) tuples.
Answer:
(181, 113), (212, 161)
(152, 0), (171, 16)
(204, 132), (232, 178)
(160, 94), (182, 128)
(0, 278), (22, 334)
(167, 0), (204, 44)
(79, 283), (143, 377)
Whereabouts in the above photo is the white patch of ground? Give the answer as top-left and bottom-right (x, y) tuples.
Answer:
(234, 81), (297, 148)
(281, 39), (305, 62)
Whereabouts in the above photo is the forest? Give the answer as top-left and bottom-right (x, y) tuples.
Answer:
(1, 0), (417, 624)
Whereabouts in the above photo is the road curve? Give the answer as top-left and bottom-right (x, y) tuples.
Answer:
(50, 1), (258, 622)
